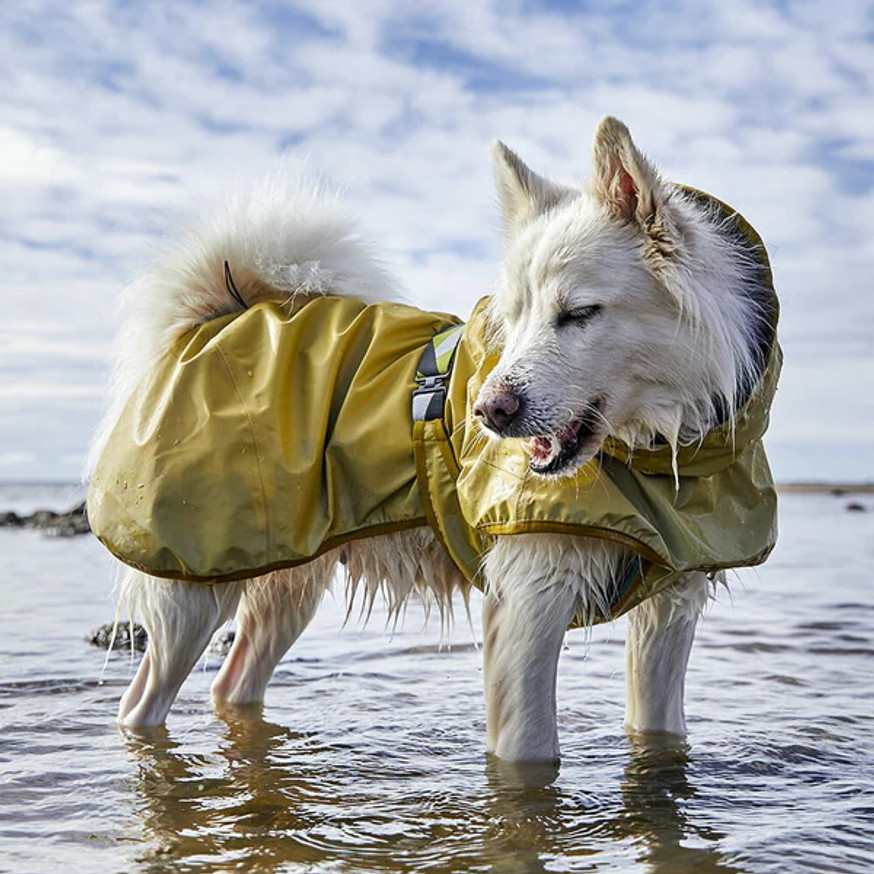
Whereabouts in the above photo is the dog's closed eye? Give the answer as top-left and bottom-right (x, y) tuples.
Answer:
(557, 304), (602, 328)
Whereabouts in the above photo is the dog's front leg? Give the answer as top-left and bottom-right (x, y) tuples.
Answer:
(624, 572), (710, 735)
(482, 536), (577, 762)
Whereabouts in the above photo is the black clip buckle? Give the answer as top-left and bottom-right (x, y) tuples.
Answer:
(412, 374), (447, 421)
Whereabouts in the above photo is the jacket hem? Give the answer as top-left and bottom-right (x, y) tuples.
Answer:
(94, 517), (430, 584)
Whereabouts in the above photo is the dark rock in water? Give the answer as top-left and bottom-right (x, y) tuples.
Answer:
(88, 621), (148, 652)
(29, 509), (58, 527)
(0, 500), (91, 536)
(87, 621), (235, 658)
(208, 629), (237, 657)
(0, 511), (24, 527)
(845, 502), (866, 513)
(43, 501), (91, 536)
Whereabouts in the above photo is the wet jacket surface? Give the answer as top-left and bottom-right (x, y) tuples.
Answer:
(89, 195), (781, 623)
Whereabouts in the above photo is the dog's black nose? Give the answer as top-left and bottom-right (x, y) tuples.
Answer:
(473, 393), (521, 433)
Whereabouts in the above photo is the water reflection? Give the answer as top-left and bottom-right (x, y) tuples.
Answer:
(123, 712), (746, 873)
(124, 708), (331, 872)
(480, 757), (568, 873)
(479, 735), (746, 874)
(619, 734), (744, 874)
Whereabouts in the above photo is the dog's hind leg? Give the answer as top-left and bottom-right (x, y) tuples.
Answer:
(117, 570), (243, 728)
(624, 572), (710, 736)
(211, 562), (329, 708)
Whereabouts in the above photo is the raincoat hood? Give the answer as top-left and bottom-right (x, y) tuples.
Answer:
(89, 189), (780, 623)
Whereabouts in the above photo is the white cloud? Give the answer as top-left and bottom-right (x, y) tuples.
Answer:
(0, 128), (81, 184)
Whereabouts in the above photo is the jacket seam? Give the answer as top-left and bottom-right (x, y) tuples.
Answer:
(216, 342), (271, 558)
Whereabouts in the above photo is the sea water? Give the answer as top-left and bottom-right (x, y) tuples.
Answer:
(1, 484), (872, 873)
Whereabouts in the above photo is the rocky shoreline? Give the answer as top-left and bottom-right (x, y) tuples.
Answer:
(0, 500), (91, 536)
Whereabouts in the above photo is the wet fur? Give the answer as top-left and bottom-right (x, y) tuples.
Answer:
(93, 118), (766, 762)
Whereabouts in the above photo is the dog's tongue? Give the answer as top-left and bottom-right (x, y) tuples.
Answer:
(525, 421), (582, 466)
(527, 435), (560, 465)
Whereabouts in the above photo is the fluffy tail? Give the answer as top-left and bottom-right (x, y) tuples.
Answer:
(86, 171), (398, 479)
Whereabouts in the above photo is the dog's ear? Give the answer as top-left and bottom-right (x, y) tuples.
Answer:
(492, 141), (571, 235)
(590, 117), (677, 260)
(590, 118), (666, 224)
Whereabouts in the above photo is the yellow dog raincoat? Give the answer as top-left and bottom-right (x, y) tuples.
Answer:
(89, 191), (780, 624)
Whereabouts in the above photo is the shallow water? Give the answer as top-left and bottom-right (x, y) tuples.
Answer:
(1, 484), (872, 873)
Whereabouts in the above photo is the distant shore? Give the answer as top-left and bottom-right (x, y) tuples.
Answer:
(1, 480), (873, 498)
(776, 482), (874, 494)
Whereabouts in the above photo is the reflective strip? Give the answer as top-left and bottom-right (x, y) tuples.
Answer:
(433, 324), (464, 372)
(415, 324), (464, 381)
(412, 386), (445, 421)
(413, 322), (464, 422)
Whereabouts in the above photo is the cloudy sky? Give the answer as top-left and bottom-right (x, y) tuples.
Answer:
(1, 0), (872, 483)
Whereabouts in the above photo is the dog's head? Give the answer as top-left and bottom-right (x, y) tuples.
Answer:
(474, 117), (760, 478)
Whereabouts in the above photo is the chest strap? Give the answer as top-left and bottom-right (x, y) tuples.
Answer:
(412, 323), (464, 421)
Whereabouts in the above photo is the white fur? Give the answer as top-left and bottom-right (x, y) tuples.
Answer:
(95, 118), (765, 763)
(86, 172), (399, 479)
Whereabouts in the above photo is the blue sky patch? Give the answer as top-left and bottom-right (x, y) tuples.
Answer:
(383, 33), (554, 93)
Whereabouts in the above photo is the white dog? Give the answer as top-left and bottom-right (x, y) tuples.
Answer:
(88, 117), (779, 762)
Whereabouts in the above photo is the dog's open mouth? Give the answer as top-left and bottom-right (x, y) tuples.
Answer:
(523, 402), (603, 476)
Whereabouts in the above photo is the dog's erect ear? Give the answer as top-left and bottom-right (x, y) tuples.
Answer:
(492, 141), (571, 235)
(590, 117), (666, 226)
(590, 117), (678, 261)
